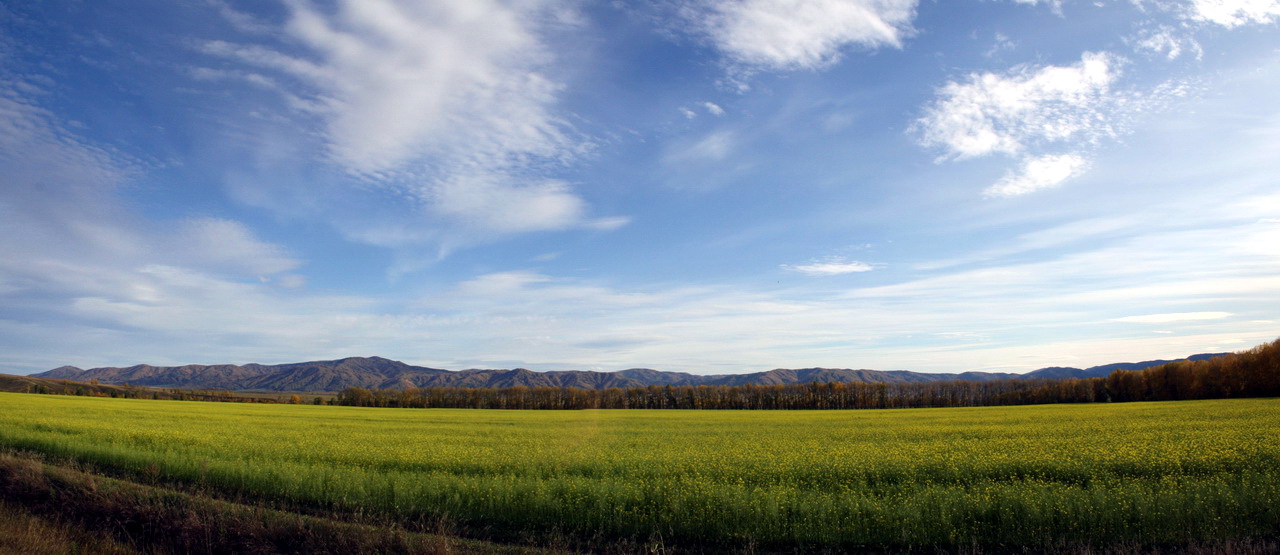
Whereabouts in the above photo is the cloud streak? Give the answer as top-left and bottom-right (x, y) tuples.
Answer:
(1113, 312), (1234, 323)
(985, 153), (1090, 197)
(782, 258), (875, 275)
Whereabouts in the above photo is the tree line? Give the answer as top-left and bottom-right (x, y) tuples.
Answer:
(15, 378), (311, 404)
(336, 338), (1280, 410)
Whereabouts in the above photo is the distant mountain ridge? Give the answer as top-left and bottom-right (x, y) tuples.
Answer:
(31, 353), (1228, 393)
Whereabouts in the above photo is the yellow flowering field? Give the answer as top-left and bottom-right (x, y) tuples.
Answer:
(0, 392), (1276, 549)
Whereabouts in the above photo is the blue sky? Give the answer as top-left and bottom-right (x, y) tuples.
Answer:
(2, 0), (1278, 375)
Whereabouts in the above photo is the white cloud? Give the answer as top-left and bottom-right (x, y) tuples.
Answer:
(1131, 26), (1203, 60)
(913, 51), (1194, 197)
(985, 153), (1090, 197)
(692, 0), (918, 70)
(915, 52), (1119, 160)
(783, 257), (875, 275)
(704, 102), (726, 116)
(1113, 311), (1234, 323)
(1185, 0), (1280, 27)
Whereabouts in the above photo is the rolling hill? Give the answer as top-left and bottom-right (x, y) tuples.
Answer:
(28, 353), (1227, 393)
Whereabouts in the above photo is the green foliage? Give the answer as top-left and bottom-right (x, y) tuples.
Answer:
(0, 393), (1277, 550)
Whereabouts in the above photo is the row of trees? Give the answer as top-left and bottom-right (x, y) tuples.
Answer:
(334, 379), (1106, 410)
(21, 379), (296, 404)
(336, 338), (1280, 410)
(1105, 338), (1280, 402)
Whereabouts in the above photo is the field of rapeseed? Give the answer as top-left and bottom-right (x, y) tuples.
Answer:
(0, 392), (1276, 550)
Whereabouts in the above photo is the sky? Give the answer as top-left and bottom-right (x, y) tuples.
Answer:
(1, 0), (1278, 376)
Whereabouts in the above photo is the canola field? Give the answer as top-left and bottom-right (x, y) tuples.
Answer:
(0, 392), (1277, 549)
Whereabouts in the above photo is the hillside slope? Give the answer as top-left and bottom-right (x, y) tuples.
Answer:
(30, 353), (1228, 393)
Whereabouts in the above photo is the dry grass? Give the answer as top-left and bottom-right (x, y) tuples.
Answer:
(0, 451), (551, 555)
(0, 499), (134, 555)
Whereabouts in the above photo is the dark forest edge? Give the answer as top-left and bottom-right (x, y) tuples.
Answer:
(0, 373), (325, 404)
(333, 337), (1280, 409)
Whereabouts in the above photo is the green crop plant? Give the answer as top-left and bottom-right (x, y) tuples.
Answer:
(0, 392), (1276, 550)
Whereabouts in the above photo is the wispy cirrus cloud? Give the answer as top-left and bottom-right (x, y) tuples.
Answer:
(204, 0), (572, 176)
(0, 75), (316, 370)
(170, 218), (300, 278)
(199, 0), (618, 248)
(0, 82), (299, 282)
(1112, 312), (1234, 323)
(666, 130), (737, 164)
(1130, 25), (1204, 60)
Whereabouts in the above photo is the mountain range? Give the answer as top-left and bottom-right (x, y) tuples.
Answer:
(30, 354), (1227, 393)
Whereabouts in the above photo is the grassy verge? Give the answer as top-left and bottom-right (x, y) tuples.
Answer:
(0, 451), (554, 555)
(2, 451), (1276, 555)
